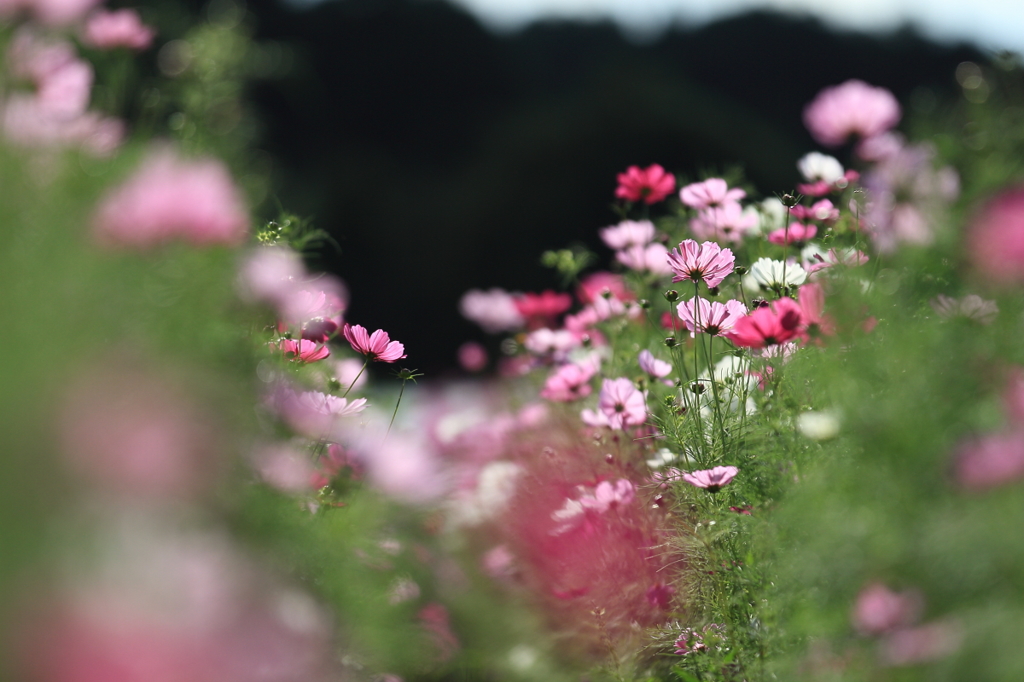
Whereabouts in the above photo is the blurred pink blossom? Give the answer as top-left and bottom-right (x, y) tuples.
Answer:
(524, 327), (578, 355)
(725, 298), (804, 349)
(577, 271), (633, 304)
(253, 443), (316, 494)
(967, 184), (1024, 285)
(272, 387), (367, 441)
(803, 80), (901, 146)
(768, 222), (817, 246)
(791, 199), (840, 225)
(279, 282), (348, 342)
(953, 430), (1024, 491)
(930, 294), (998, 325)
(879, 621), (963, 667)
(677, 297), (747, 336)
(689, 202), (757, 243)
(310, 443), (363, 489)
(0, 0), (101, 25)
(600, 219), (655, 249)
(418, 603), (460, 661)
(277, 338), (330, 363)
(851, 582), (922, 636)
(578, 479), (635, 512)
(333, 358), (368, 392)
(680, 178), (745, 209)
(615, 242), (673, 275)
(615, 164), (675, 204)
(457, 341), (488, 372)
(459, 288), (524, 333)
(540, 362), (595, 402)
(93, 148), (248, 248)
(638, 349), (671, 378)
(514, 290), (572, 328)
(82, 8), (155, 50)
(481, 544), (515, 579)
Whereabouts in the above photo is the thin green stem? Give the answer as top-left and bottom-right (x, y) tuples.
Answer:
(341, 360), (368, 398)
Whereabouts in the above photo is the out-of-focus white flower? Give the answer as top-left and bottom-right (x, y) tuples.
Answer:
(797, 411), (841, 440)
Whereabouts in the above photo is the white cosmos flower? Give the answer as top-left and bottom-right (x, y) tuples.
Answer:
(750, 257), (808, 290)
(798, 152), (846, 184)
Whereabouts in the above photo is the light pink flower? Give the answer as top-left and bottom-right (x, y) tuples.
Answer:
(578, 479), (635, 512)
(342, 323), (406, 363)
(524, 327), (578, 355)
(252, 443), (316, 493)
(798, 282), (836, 339)
(277, 338), (330, 363)
(725, 298), (804, 348)
(676, 297), (747, 336)
(615, 242), (673, 275)
(482, 545), (515, 578)
(92, 148), (248, 248)
(851, 582), (922, 636)
(273, 387), (367, 440)
(967, 184), (1024, 285)
(689, 202), (757, 243)
(615, 164), (676, 204)
(680, 466), (738, 491)
(577, 271), (633, 304)
(857, 131), (906, 161)
(580, 407), (611, 428)
(803, 80), (901, 146)
(953, 430), (1024, 491)
(238, 246), (306, 305)
(279, 280), (348, 342)
(541, 362), (596, 402)
(310, 443), (362, 489)
(82, 8), (155, 50)
(666, 239), (735, 289)
(680, 178), (745, 209)
(791, 199), (840, 225)
(768, 222), (818, 246)
(638, 349), (671, 378)
(879, 621), (963, 667)
(459, 288), (524, 333)
(0, 0), (101, 25)
(597, 378), (647, 430)
(333, 358), (367, 392)
(600, 219), (655, 250)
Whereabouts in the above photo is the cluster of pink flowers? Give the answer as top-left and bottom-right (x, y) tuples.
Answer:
(851, 583), (961, 667)
(803, 79), (901, 147)
(81, 8), (154, 50)
(680, 179), (756, 243)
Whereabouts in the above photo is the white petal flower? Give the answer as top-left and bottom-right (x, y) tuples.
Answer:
(750, 257), (808, 290)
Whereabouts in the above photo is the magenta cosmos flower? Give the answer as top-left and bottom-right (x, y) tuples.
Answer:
(598, 377), (647, 430)
(681, 466), (738, 492)
(725, 298), (804, 348)
(803, 80), (901, 147)
(277, 338), (330, 363)
(666, 239), (735, 289)
(768, 222), (818, 246)
(92, 147), (248, 248)
(615, 164), (676, 204)
(679, 178), (745, 209)
(342, 323), (406, 362)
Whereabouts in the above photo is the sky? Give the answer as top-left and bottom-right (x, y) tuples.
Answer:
(446, 0), (1024, 53)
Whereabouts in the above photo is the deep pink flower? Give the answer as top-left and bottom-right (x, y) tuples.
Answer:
(666, 239), (735, 288)
(851, 583), (922, 636)
(679, 178), (745, 209)
(92, 148), (248, 248)
(342, 323), (406, 363)
(680, 466), (738, 492)
(600, 219), (656, 250)
(577, 271), (633, 304)
(615, 164), (676, 204)
(310, 443), (363, 489)
(791, 199), (840, 225)
(677, 297), (747, 336)
(597, 378), (647, 430)
(797, 283), (836, 339)
(277, 338), (330, 363)
(803, 80), (901, 147)
(514, 290), (572, 328)
(457, 341), (488, 372)
(725, 298), (804, 348)
(82, 9), (155, 50)
(967, 185), (1024, 285)
(540, 362), (596, 402)
(768, 222), (818, 246)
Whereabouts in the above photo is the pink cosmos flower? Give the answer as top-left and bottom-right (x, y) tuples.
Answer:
(856, 131), (906, 161)
(541, 362), (596, 402)
(803, 80), (901, 147)
(278, 280), (348, 342)
(791, 199), (840, 225)
(807, 247), (870, 275)
(797, 283), (836, 339)
(514, 290), (573, 328)
(459, 288), (524, 333)
(342, 323), (406, 362)
(666, 239), (735, 288)
(578, 479), (635, 512)
(615, 242), (673, 275)
(1001, 368), (1024, 425)
(92, 147), (248, 248)
(638, 349), (671, 378)
(457, 341), (488, 372)
(252, 443), (316, 493)
(879, 621), (963, 667)
(796, 152), (860, 196)
(310, 443), (363, 489)
(600, 219), (656, 250)
(0, 0), (101, 25)
(676, 297), (747, 336)
(851, 583), (922, 636)
(238, 246), (307, 306)
(524, 327), (578, 355)
(689, 202), (758, 243)
(967, 184), (1024, 285)
(597, 378), (647, 430)
(952, 430), (1024, 491)
(680, 466), (738, 491)
(277, 338), (330, 363)
(615, 164), (676, 204)
(725, 298), (804, 348)
(680, 178), (745, 209)
(768, 222), (818, 246)
(674, 623), (726, 655)
(577, 271), (633, 304)
(81, 8), (155, 50)
(272, 387), (367, 441)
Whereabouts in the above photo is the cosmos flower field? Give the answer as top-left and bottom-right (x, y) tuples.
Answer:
(3, 3), (1024, 681)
